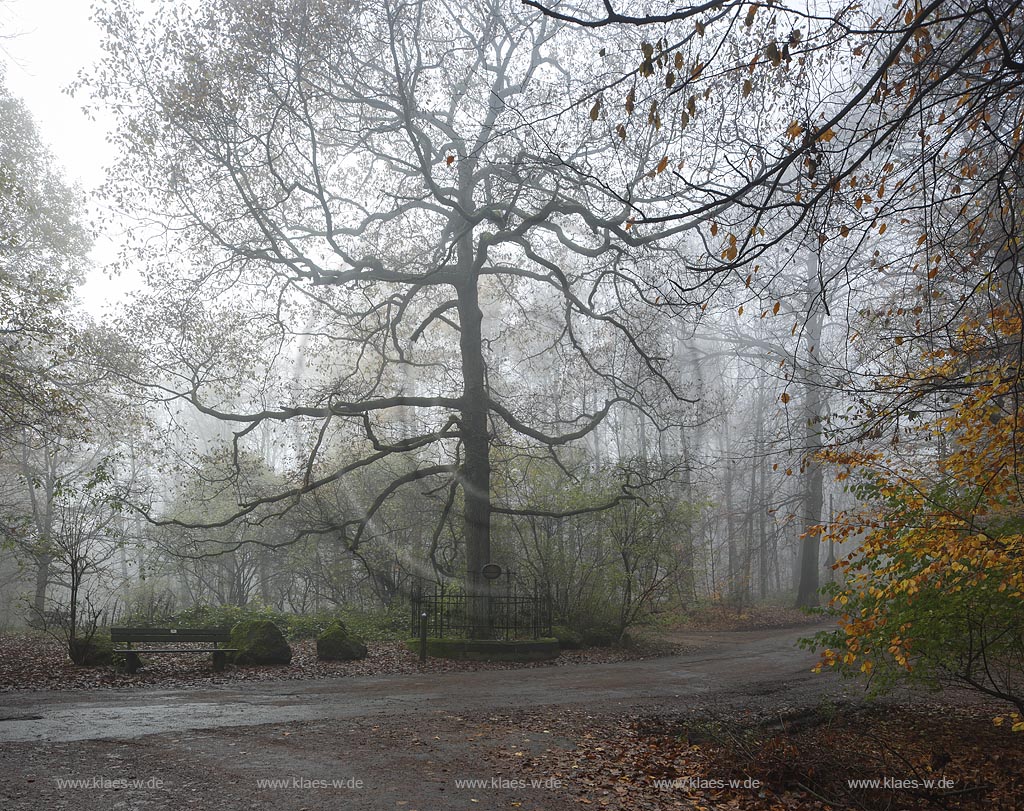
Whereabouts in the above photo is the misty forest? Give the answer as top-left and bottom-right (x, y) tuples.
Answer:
(2, 0), (1024, 809)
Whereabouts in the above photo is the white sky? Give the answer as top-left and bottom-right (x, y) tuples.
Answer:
(2, 0), (134, 317)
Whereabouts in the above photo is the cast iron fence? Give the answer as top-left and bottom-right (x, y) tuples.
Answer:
(411, 583), (551, 641)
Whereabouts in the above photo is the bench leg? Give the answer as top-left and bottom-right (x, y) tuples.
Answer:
(212, 650), (226, 672)
(126, 652), (141, 675)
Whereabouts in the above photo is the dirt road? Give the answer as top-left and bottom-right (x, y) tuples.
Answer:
(0, 626), (851, 810)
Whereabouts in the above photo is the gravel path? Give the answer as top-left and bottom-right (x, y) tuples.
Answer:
(0, 625), (857, 810)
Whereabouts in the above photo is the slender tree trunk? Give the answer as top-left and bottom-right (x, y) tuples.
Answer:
(722, 424), (738, 602)
(32, 554), (50, 619)
(796, 250), (825, 608)
(678, 427), (696, 606)
(773, 527), (782, 593)
(825, 493), (836, 584)
(741, 466), (756, 606)
(259, 549), (272, 604)
(758, 452), (769, 600)
(746, 392), (768, 600)
(21, 440), (55, 622)
(637, 410), (648, 463)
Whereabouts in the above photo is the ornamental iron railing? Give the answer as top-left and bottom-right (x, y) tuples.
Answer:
(410, 581), (551, 641)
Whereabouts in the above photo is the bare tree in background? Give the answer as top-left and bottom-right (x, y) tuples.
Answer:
(0, 72), (89, 443)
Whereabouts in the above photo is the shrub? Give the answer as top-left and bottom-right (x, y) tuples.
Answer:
(335, 606), (407, 642)
(69, 632), (113, 667)
(168, 604), (263, 632)
(580, 623), (621, 648)
(551, 624), (584, 650)
(124, 604), (407, 642)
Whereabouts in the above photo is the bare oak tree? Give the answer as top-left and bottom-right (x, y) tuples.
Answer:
(88, 0), (693, 616)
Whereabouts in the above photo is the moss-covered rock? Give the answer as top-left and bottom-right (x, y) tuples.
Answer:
(229, 619), (292, 665)
(551, 624), (584, 650)
(69, 632), (113, 667)
(316, 622), (368, 661)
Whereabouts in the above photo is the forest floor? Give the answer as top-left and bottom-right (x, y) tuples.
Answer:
(2, 622), (1020, 810)
(0, 635), (689, 692)
(0, 604), (809, 692)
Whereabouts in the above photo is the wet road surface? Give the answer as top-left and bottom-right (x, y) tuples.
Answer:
(0, 626), (831, 743)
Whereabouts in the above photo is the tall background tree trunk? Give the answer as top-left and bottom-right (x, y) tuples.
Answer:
(796, 249), (825, 608)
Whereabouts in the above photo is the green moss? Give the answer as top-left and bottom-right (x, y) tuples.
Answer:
(229, 619), (292, 665)
(316, 622), (368, 661)
(406, 637), (560, 662)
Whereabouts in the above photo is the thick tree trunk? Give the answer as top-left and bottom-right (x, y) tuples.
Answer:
(447, 152), (492, 636)
(457, 271), (492, 634)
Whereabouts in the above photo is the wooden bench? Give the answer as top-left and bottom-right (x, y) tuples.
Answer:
(110, 628), (236, 674)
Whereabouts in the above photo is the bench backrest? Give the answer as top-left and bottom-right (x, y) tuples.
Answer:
(110, 627), (232, 644)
